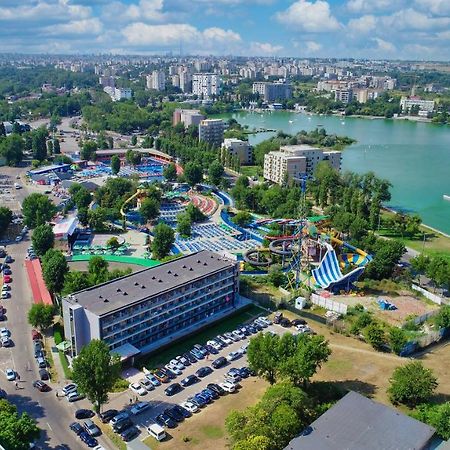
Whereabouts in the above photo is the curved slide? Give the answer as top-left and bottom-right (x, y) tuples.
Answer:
(312, 243), (365, 292)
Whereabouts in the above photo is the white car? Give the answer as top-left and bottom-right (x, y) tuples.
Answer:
(5, 368), (16, 381)
(180, 401), (199, 413)
(0, 328), (11, 338)
(169, 359), (185, 370)
(219, 381), (235, 393)
(260, 317), (272, 326)
(218, 334), (232, 345)
(1, 285), (10, 292)
(207, 340), (222, 351)
(239, 342), (249, 354)
(176, 355), (190, 366)
(296, 324), (311, 334)
(139, 378), (155, 392)
(130, 401), (150, 415)
(129, 382), (147, 396)
(62, 383), (78, 396)
(227, 351), (241, 362)
(165, 364), (182, 376)
(224, 377), (241, 388)
(232, 330), (244, 340)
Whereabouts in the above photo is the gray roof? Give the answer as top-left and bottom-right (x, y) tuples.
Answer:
(285, 391), (435, 450)
(65, 251), (235, 317)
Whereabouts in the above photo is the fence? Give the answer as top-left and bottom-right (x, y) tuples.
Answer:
(310, 293), (348, 315)
(400, 328), (449, 357)
(411, 284), (445, 305)
(410, 310), (439, 326)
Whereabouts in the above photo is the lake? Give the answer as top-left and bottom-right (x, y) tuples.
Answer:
(223, 111), (450, 235)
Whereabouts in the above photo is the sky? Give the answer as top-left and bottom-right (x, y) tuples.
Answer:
(0, 0), (449, 60)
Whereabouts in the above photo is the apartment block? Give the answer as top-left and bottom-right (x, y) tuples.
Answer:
(335, 89), (353, 104)
(222, 138), (253, 165)
(147, 70), (166, 91)
(63, 251), (240, 358)
(400, 96), (435, 113)
(192, 73), (221, 98)
(263, 145), (342, 184)
(252, 81), (292, 102)
(103, 86), (132, 102)
(198, 119), (225, 147)
(173, 109), (205, 128)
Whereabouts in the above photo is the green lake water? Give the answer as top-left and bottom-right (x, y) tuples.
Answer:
(224, 111), (450, 235)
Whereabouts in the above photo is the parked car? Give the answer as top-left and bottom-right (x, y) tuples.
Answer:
(216, 334), (232, 345)
(121, 425), (140, 442)
(193, 344), (208, 356)
(129, 382), (147, 396)
(139, 378), (154, 392)
(1, 285), (10, 292)
(162, 367), (177, 379)
(36, 356), (47, 369)
(207, 383), (226, 396)
(238, 367), (251, 378)
(99, 409), (118, 423)
(0, 328), (11, 338)
(5, 368), (16, 381)
(145, 373), (161, 387)
(280, 318), (291, 328)
(175, 355), (190, 366)
(31, 329), (42, 341)
(84, 419), (101, 438)
(195, 366), (213, 378)
(165, 363), (182, 376)
(165, 382), (183, 396)
(2, 269), (11, 276)
(75, 409), (95, 419)
(179, 401), (198, 414)
(239, 342), (249, 354)
(273, 312), (283, 324)
(155, 413), (177, 429)
(67, 392), (85, 402)
(153, 369), (169, 384)
(62, 383), (78, 395)
(224, 377), (241, 388)
(173, 404), (191, 419)
(0, 292), (10, 300)
(113, 418), (133, 434)
(202, 387), (219, 400)
(1, 337), (12, 347)
(110, 411), (130, 427)
(39, 369), (49, 380)
(204, 344), (218, 355)
(3, 276), (11, 284)
(189, 348), (204, 360)
(79, 431), (98, 447)
(130, 401), (150, 416)
(32, 380), (51, 392)
(232, 330), (244, 340)
(226, 369), (242, 382)
(169, 358), (185, 370)
(212, 356), (227, 369)
(180, 374), (199, 387)
(219, 381), (236, 393)
(226, 351), (241, 362)
(193, 392), (209, 406)
(164, 407), (184, 423)
(69, 422), (84, 435)
(291, 318), (307, 326)
(183, 352), (197, 364)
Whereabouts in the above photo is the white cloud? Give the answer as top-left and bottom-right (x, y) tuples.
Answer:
(346, 0), (395, 14)
(414, 0), (450, 15)
(381, 8), (450, 31)
(347, 14), (376, 33)
(43, 18), (103, 36)
(276, 0), (341, 33)
(305, 40), (322, 52)
(372, 37), (396, 53)
(249, 41), (283, 55)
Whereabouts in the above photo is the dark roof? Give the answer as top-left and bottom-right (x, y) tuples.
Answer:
(285, 391), (435, 450)
(65, 250), (235, 317)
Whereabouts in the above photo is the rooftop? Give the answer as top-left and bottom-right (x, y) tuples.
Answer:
(285, 391), (436, 450)
(65, 250), (236, 317)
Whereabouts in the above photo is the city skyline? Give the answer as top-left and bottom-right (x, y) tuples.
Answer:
(0, 0), (449, 60)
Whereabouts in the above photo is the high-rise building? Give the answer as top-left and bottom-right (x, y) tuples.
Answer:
(192, 73), (221, 98)
(179, 71), (192, 93)
(263, 145), (342, 184)
(222, 139), (253, 165)
(147, 71), (166, 91)
(173, 109), (205, 127)
(198, 119), (225, 147)
(252, 81), (292, 102)
(335, 89), (353, 104)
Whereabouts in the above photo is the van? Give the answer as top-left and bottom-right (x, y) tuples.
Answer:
(147, 423), (166, 441)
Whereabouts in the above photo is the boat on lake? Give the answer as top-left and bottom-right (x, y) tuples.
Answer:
(444, 195), (450, 201)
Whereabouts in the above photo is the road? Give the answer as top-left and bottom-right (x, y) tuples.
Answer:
(0, 167), (112, 449)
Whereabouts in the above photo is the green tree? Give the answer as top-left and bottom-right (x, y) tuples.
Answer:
(363, 322), (386, 351)
(0, 207), (12, 237)
(27, 304), (55, 332)
(106, 236), (121, 251)
(185, 203), (206, 222)
(184, 162), (203, 187)
(62, 271), (91, 295)
(87, 208), (106, 231)
(163, 163), (177, 181)
(70, 185), (91, 209)
(31, 224), (55, 256)
(88, 256), (109, 285)
(22, 193), (56, 228)
(77, 207), (89, 227)
(131, 135), (138, 146)
(71, 339), (120, 412)
(232, 211), (252, 227)
(388, 327), (408, 355)
(81, 140), (97, 161)
(365, 240), (405, 280)
(0, 133), (24, 166)
(53, 138), (61, 154)
(139, 197), (160, 223)
(434, 305), (450, 329)
(41, 249), (68, 293)
(31, 128), (47, 161)
(0, 399), (40, 450)
(388, 361), (438, 407)
(208, 160), (224, 186)
(267, 268), (287, 287)
(412, 402), (450, 440)
(152, 223), (175, 259)
(177, 213), (192, 237)
(47, 139), (53, 155)
(247, 332), (281, 384)
(111, 155), (121, 175)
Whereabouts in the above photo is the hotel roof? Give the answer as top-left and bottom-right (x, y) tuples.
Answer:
(65, 251), (235, 317)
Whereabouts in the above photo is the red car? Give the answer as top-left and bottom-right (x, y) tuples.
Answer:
(32, 329), (42, 341)
(3, 276), (11, 283)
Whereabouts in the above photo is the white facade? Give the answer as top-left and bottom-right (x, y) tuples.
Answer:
(173, 109), (205, 128)
(103, 86), (132, 102)
(222, 138), (253, 165)
(192, 73), (221, 98)
(263, 145), (342, 184)
(147, 71), (166, 91)
(400, 96), (435, 113)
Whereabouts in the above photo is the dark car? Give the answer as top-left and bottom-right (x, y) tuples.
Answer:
(99, 409), (118, 423)
(5, 256), (13, 263)
(252, 321), (264, 331)
(207, 383), (225, 396)
(121, 425), (140, 442)
(247, 325), (257, 334)
(204, 344), (218, 355)
(161, 367), (176, 379)
(280, 318), (291, 328)
(0, 389), (6, 399)
(32, 380), (51, 392)
(39, 369), (49, 380)
(2, 269), (11, 275)
(173, 404), (191, 418)
(274, 312), (283, 324)
(195, 392), (211, 404)
(189, 348), (204, 360)
(164, 407), (184, 422)
(202, 387), (219, 400)
(189, 394), (207, 408)
(291, 318), (307, 326)
(195, 366), (213, 378)
(184, 352), (197, 364)
(113, 418), (133, 434)
(79, 431), (97, 447)
(238, 367), (250, 378)
(155, 413), (177, 429)
(180, 374), (199, 387)
(69, 422), (83, 435)
(212, 356), (227, 369)
(164, 382), (183, 396)
(75, 409), (95, 419)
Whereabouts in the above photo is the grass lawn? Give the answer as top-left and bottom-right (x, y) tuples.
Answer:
(58, 351), (72, 380)
(239, 165), (260, 178)
(142, 377), (268, 450)
(95, 418), (127, 450)
(137, 304), (265, 370)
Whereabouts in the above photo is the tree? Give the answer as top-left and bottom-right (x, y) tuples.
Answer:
(47, 139), (53, 155)
(81, 140), (97, 161)
(31, 128), (47, 161)
(434, 305), (450, 329)
(77, 207), (89, 227)
(365, 240), (405, 280)
(88, 256), (109, 285)
(70, 185), (91, 209)
(88, 208), (106, 231)
(53, 138), (61, 154)
(106, 236), (120, 251)
(71, 339), (120, 412)
(111, 155), (121, 175)
(22, 193), (56, 228)
(62, 271), (91, 296)
(388, 327), (408, 355)
(177, 213), (192, 237)
(267, 267), (287, 287)
(412, 402), (450, 440)
(152, 223), (175, 259)
(184, 162), (203, 187)
(0, 207), (12, 237)
(0, 122), (5, 137)
(131, 135), (138, 146)
(185, 203), (206, 222)
(232, 211), (252, 227)
(41, 249), (68, 293)
(363, 322), (386, 350)
(27, 304), (55, 332)
(0, 133), (24, 166)
(139, 197), (160, 223)
(163, 163), (177, 181)
(31, 224), (55, 256)
(247, 332), (281, 384)
(0, 399), (40, 450)
(388, 361), (438, 407)
(208, 160), (224, 186)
